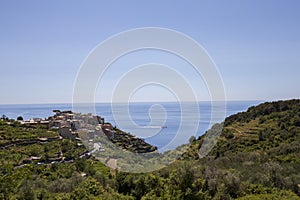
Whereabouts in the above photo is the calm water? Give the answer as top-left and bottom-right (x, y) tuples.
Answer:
(0, 101), (261, 151)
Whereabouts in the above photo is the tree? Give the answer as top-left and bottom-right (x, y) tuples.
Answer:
(189, 136), (196, 143)
(18, 180), (35, 200)
(75, 158), (87, 172)
(1, 115), (8, 121)
(258, 131), (264, 141)
(17, 116), (24, 121)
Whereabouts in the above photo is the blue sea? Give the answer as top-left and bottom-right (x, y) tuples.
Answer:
(0, 101), (261, 151)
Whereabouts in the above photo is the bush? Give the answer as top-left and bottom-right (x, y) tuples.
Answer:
(17, 116), (24, 121)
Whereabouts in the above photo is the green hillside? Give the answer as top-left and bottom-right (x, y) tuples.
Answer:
(0, 99), (299, 199)
(178, 99), (300, 199)
(183, 99), (300, 159)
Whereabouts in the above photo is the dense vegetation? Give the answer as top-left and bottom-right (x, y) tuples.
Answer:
(110, 127), (157, 153)
(0, 99), (300, 199)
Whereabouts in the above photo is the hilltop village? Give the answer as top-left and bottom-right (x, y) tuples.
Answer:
(19, 110), (156, 151)
(19, 110), (107, 140)
(1, 110), (157, 169)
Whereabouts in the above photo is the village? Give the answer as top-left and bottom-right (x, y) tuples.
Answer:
(0, 110), (118, 169)
(5, 110), (156, 170)
(19, 110), (156, 153)
(19, 110), (112, 141)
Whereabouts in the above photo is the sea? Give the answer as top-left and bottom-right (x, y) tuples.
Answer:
(0, 101), (262, 151)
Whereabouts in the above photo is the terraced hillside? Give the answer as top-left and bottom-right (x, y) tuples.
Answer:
(0, 100), (299, 199)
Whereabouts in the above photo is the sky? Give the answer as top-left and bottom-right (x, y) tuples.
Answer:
(0, 0), (300, 104)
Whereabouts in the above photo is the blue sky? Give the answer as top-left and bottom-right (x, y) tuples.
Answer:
(0, 0), (300, 104)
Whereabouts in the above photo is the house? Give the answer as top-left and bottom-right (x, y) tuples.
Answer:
(102, 123), (114, 138)
(40, 120), (50, 129)
(66, 113), (74, 120)
(23, 119), (37, 125)
(52, 120), (62, 128)
(103, 123), (113, 131)
(97, 116), (105, 124)
(33, 118), (42, 123)
(88, 130), (95, 139)
(58, 126), (75, 140)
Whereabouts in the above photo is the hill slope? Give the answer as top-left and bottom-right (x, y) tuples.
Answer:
(183, 99), (300, 160)
(0, 99), (299, 199)
(176, 99), (300, 198)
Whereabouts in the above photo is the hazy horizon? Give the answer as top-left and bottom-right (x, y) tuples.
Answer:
(0, 99), (268, 106)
